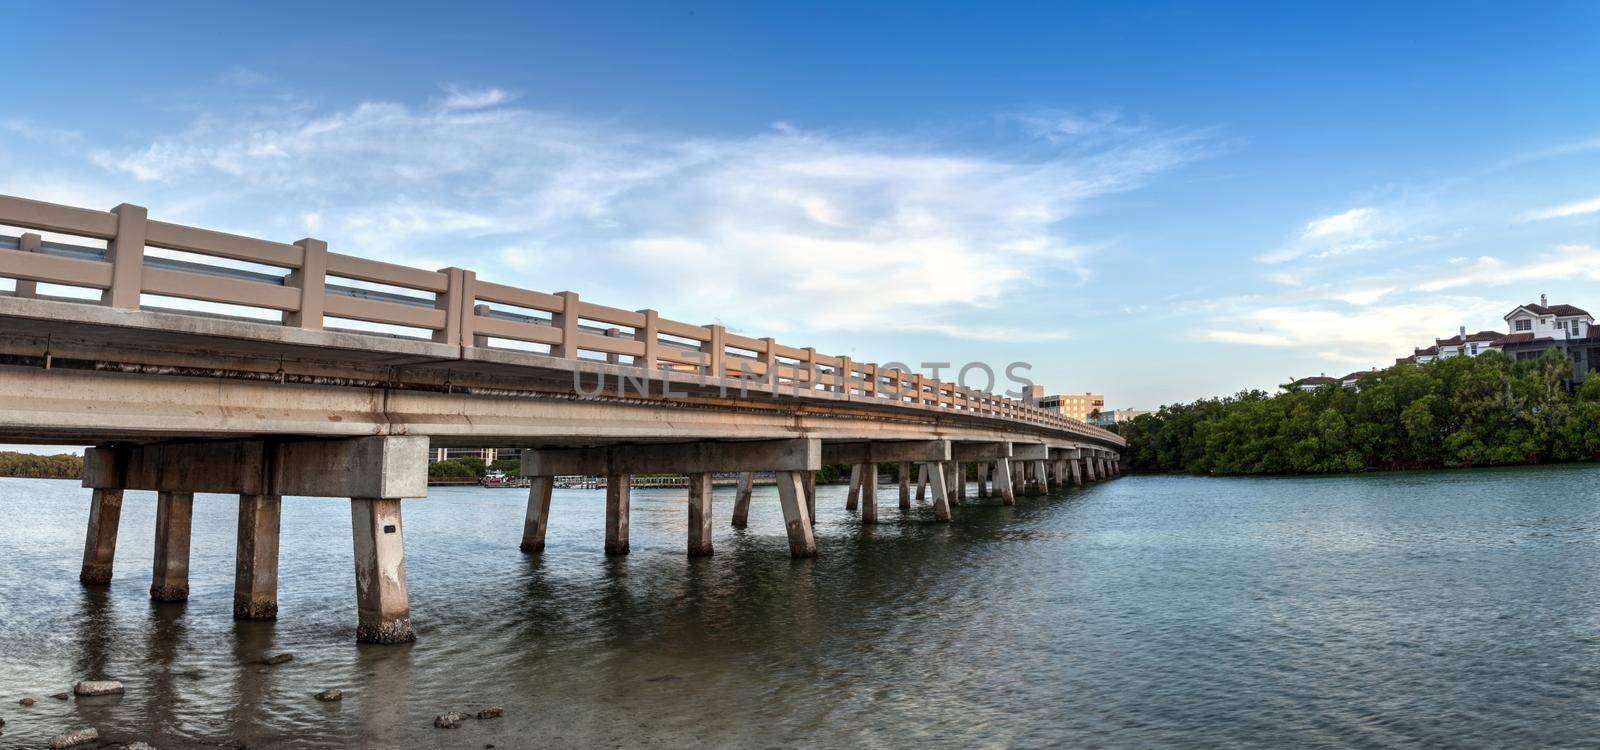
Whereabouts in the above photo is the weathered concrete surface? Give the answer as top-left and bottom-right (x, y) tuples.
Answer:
(79, 488), (122, 585)
(150, 491), (193, 601)
(822, 440), (950, 464)
(605, 475), (631, 555)
(898, 462), (912, 509)
(351, 498), (414, 644)
(522, 438), (820, 476)
(687, 474), (714, 557)
(84, 436), (428, 499)
(846, 464), (862, 511)
(233, 494), (281, 620)
(801, 472), (816, 527)
(1034, 459), (1050, 494)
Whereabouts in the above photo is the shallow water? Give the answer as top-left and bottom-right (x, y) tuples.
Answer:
(3, 465), (1600, 747)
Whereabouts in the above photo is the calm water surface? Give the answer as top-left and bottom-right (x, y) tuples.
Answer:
(4, 465), (1600, 748)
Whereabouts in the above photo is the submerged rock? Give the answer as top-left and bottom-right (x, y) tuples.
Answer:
(315, 689), (343, 702)
(18, 697), (34, 706)
(50, 692), (69, 700)
(434, 711), (468, 729)
(49, 727), (99, 749)
(73, 680), (124, 696)
(261, 653), (294, 666)
(476, 706), (503, 719)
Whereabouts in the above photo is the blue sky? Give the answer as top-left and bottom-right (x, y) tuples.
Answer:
(4, 0), (1600, 412)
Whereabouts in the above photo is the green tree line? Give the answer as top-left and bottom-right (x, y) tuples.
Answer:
(1119, 349), (1600, 474)
(0, 451), (84, 479)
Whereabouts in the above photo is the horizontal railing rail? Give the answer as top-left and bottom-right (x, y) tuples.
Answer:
(0, 194), (1124, 446)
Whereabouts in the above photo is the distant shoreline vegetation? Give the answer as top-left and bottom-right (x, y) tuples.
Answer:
(0, 451), (84, 479)
(1119, 349), (1600, 475)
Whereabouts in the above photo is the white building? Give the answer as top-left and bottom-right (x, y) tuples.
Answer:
(1500, 295), (1592, 341)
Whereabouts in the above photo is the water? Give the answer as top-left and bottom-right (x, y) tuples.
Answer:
(4, 466), (1600, 748)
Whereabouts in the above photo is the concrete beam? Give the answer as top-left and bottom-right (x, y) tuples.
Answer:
(821, 440), (950, 464)
(520, 438), (819, 476)
(83, 437), (428, 499)
(1011, 442), (1049, 461)
(1050, 447), (1082, 460)
(950, 441), (1012, 461)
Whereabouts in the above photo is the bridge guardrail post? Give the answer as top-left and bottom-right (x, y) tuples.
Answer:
(552, 290), (580, 358)
(286, 238), (327, 330)
(105, 203), (147, 309)
(14, 232), (40, 298)
(702, 324), (725, 378)
(637, 308), (660, 373)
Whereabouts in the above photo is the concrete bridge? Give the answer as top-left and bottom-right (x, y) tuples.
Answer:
(0, 194), (1124, 644)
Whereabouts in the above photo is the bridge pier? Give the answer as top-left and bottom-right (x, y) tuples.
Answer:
(1084, 456), (1098, 481)
(916, 464), (928, 501)
(606, 475), (631, 554)
(957, 463), (968, 503)
(731, 472), (753, 529)
(79, 488), (123, 585)
(977, 464), (989, 498)
(351, 498), (414, 644)
(1034, 459), (1050, 494)
(687, 473), (715, 557)
(774, 471), (816, 557)
(150, 491), (193, 601)
(803, 472), (816, 527)
(994, 457), (1015, 505)
(860, 463), (878, 524)
(923, 461), (952, 521)
(1070, 456), (1082, 485)
(233, 493), (281, 620)
(898, 462), (912, 509)
(521, 477), (554, 553)
(847, 464), (862, 511)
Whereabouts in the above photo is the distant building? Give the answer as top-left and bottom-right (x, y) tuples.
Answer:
(432, 448), (512, 463)
(1091, 408), (1152, 426)
(1286, 374), (1339, 391)
(1027, 385), (1106, 423)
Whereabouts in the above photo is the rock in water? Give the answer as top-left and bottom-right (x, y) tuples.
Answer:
(73, 680), (125, 696)
(50, 692), (69, 700)
(127, 743), (155, 750)
(316, 689), (343, 702)
(49, 727), (99, 748)
(261, 653), (294, 666)
(434, 711), (467, 728)
(18, 697), (34, 706)
(477, 706), (504, 719)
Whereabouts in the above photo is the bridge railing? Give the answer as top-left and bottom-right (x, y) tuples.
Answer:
(0, 194), (1123, 445)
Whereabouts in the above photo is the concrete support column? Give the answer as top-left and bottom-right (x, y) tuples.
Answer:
(150, 491), (194, 601)
(898, 462), (912, 509)
(802, 472), (816, 527)
(994, 457), (1016, 506)
(731, 472), (754, 528)
(915, 464), (928, 502)
(957, 463), (968, 502)
(774, 471), (817, 558)
(350, 498), (414, 644)
(977, 463), (989, 498)
(860, 462), (878, 524)
(944, 462), (960, 506)
(79, 488), (124, 585)
(233, 494), (281, 620)
(926, 461), (952, 522)
(1103, 458), (1112, 477)
(606, 475), (631, 554)
(1012, 462), (1025, 496)
(1085, 457), (1098, 481)
(687, 473), (714, 557)
(846, 464), (862, 511)
(1070, 459), (1082, 486)
(520, 476), (554, 552)
(1034, 459), (1050, 494)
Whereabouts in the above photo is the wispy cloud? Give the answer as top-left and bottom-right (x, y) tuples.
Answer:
(1200, 297), (1506, 362)
(6, 92), (1213, 341)
(1521, 196), (1600, 222)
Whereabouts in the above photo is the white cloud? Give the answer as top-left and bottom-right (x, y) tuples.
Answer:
(15, 94), (1210, 341)
(1416, 244), (1600, 291)
(1521, 196), (1600, 222)
(1302, 206), (1375, 239)
(1200, 297), (1505, 361)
